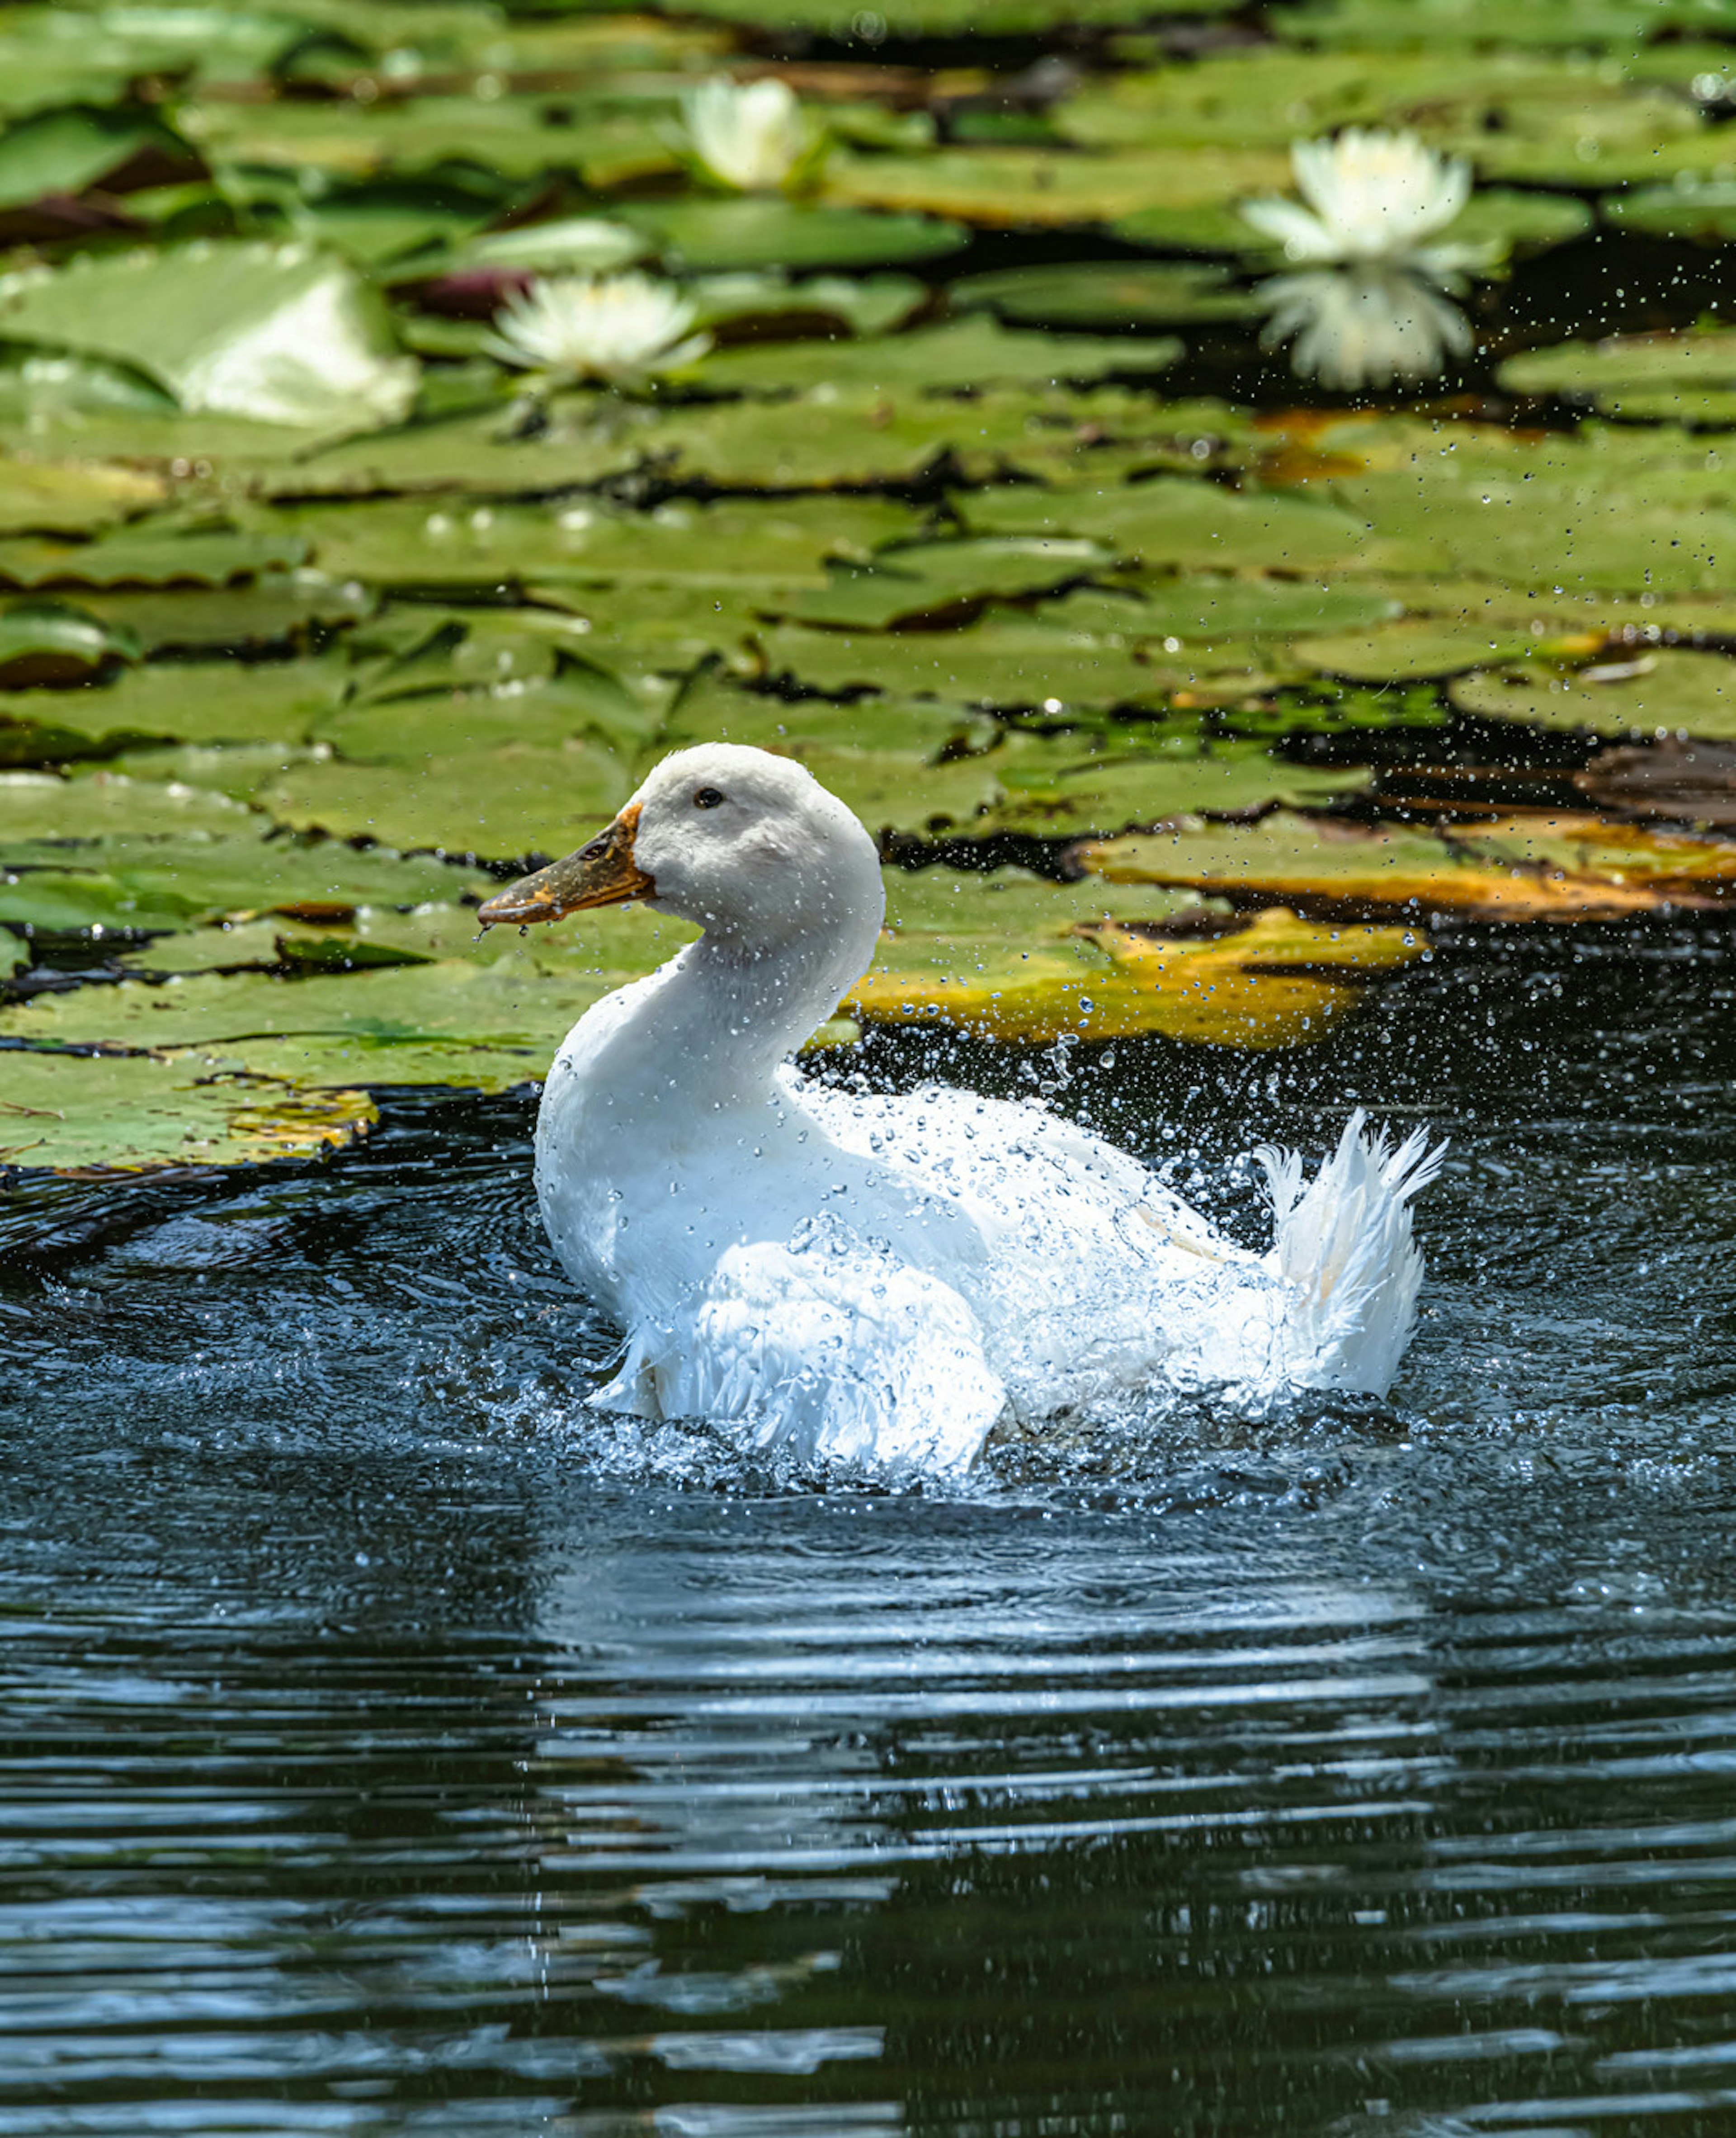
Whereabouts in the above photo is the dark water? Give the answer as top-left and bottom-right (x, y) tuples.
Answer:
(2, 921), (1735, 2137)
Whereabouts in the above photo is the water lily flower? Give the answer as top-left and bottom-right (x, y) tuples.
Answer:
(1242, 131), (1477, 389)
(1241, 129), (1473, 269)
(683, 75), (809, 194)
(484, 273), (710, 386)
(1255, 262), (1473, 391)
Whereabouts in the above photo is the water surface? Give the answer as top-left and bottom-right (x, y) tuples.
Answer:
(2, 920), (1734, 2135)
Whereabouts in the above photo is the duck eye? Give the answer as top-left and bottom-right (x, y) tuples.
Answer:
(693, 786), (726, 810)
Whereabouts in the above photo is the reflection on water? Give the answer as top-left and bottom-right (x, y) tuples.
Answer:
(1, 921), (1734, 2134)
(1255, 261), (1473, 390)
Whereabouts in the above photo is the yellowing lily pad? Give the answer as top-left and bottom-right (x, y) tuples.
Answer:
(1080, 809), (1736, 921)
(845, 869), (1425, 1048)
(0, 457), (166, 537)
(0, 1051), (377, 1174)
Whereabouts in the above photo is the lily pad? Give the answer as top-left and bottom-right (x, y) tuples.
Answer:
(949, 262), (1258, 330)
(0, 600), (137, 685)
(0, 523), (307, 591)
(69, 572), (374, 653)
(615, 198), (966, 273)
(285, 493), (921, 594)
(786, 537), (1113, 628)
(966, 475), (1368, 576)
(0, 457), (166, 537)
(1498, 330), (1736, 423)
(825, 144), (1290, 230)
(848, 874), (1425, 1049)
(0, 1052), (377, 1174)
(1450, 648), (1736, 739)
(701, 316), (1176, 396)
(0, 242), (418, 432)
(1605, 179), (1736, 242)
(1079, 808), (1736, 922)
(0, 653), (349, 750)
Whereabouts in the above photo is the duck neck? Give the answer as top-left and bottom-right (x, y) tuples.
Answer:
(599, 913), (875, 1125)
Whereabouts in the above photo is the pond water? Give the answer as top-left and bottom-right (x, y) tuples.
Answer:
(5, 920), (1734, 2136)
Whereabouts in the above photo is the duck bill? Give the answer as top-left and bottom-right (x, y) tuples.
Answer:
(476, 803), (652, 927)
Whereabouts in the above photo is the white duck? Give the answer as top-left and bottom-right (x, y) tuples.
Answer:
(480, 743), (1442, 1476)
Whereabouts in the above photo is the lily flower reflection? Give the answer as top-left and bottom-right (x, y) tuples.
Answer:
(484, 273), (710, 388)
(1255, 261), (1473, 390)
(1242, 130), (1478, 389)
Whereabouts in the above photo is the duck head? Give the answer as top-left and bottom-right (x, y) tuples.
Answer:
(478, 742), (886, 972)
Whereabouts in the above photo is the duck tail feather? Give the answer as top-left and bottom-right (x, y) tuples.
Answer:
(1259, 1109), (1447, 1397)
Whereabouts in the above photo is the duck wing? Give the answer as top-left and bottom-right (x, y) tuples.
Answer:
(590, 1218), (1006, 1477)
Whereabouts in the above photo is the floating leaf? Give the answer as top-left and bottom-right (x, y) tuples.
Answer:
(846, 871), (1424, 1048)
(703, 315), (1175, 396)
(286, 493), (920, 593)
(0, 104), (196, 210)
(0, 600), (137, 685)
(0, 653), (348, 750)
(68, 572), (373, 653)
(966, 475), (1368, 576)
(1451, 648), (1736, 739)
(786, 537), (1113, 628)
(615, 198), (966, 272)
(1080, 809), (1736, 921)
(0, 242), (418, 431)
(950, 262), (1258, 329)
(0, 523), (307, 591)
(0, 1052), (377, 1174)
(825, 142), (1289, 229)
(0, 457), (165, 537)
(1498, 330), (1736, 423)
(1605, 178), (1736, 241)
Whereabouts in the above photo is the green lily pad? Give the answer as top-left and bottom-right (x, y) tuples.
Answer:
(1274, 0), (1713, 48)
(0, 826), (483, 936)
(67, 572), (374, 653)
(616, 198), (966, 273)
(701, 315), (1176, 396)
(690, 272), (929, 341)
(431, 214), (649, 278)
(1280, 415), (1736, 597)
(1040, 580), (1401, 642)
(0, 457), (167, 538)
(786, 537), (1113, 628)
(0, 522), (307, 591)
(825, 144), (1290, 229)
(0, 1051), (378, 1174)
(0, 600), (137, 685)
(750, 612), (1248, 712)
(1605, 179), (1736, 241)
(949, 262), (1258, 330)
(255, 736), (636, 861)
(851, 881), (1424, 1050)
(0, 104), (196, 210)
(966, 475), (1368, 576)
(284, 492), (921, 593)
(0, 241), (417, 432)
(0, 653), (348, 750)
(1498, 330), (1736, 422)
(1451, 648), (1736, 738)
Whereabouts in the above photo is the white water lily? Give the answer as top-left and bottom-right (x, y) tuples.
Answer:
(1242, 129), (1472, 269)
(1257, 262), (1473, 390)
(485, 273), (710, 385)
(683, 75), (809, 194)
